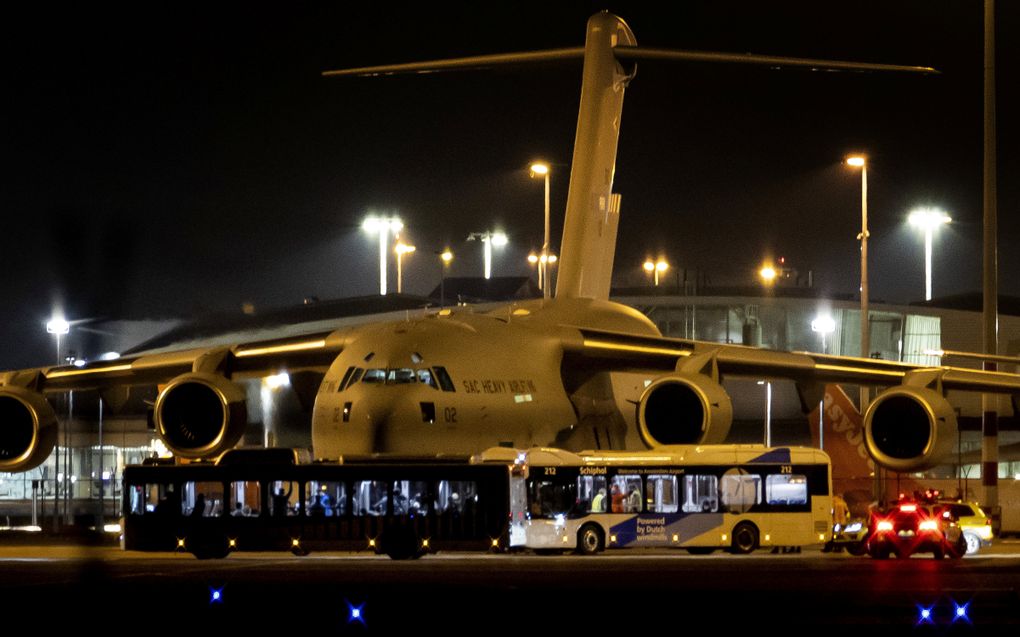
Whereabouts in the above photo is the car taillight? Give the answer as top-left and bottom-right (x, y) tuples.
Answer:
(899, 504), (917, 512)
(876, 520), (893, 532)
(918, 520), (938, 531)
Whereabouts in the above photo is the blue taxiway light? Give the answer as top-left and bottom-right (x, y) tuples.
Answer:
(347, 601), (366, 624)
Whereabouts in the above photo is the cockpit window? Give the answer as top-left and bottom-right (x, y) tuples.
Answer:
(362, 369), (386, 384)
(417, 369), (437, 389)
(388, 368), (416, 384)
(338, 367), (355, 392)
(433, 366), (455, 392)
(360, 368), (436, 386)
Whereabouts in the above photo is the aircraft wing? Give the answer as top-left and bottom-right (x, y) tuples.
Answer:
(0, 329), (348, 394)
(562, 327), (1020, 395)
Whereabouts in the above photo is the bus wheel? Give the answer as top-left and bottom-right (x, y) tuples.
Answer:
(730, 522), (759, 555)
(576, 524), (604, 555)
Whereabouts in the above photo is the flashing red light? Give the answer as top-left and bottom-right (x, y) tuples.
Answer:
(900, 503), (917, 512)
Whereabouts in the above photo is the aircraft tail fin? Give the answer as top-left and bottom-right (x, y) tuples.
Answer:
(810, 384), (876, 514)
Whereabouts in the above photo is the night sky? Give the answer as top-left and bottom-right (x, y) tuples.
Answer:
(3, 1), (1018, 368)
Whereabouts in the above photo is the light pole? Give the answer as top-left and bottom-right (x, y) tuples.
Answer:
(643, 259), (668, 286)
(362, 215), (403, 295)
(394, 241), (415, 294)
(437, 249), (453, 307)
(467, 231), (507, 279)
(845, 155), (869, 360)
(45, 317), (69, 529)
(908, 207), (952, 301)
(530, 161), (552, 299)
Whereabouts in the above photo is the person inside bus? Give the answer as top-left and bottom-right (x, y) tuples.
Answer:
(154, 488), (180, 516)
(591, 488), (607, 513)
(191, 493), (206, 518)
(272, 483), (292, 517)
(626, 486), (642, 513)
(392, 487), (408, 515)
(610, 484), (624, 513)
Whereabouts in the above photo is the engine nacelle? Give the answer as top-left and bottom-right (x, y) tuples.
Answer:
(637, 374), (733, 446)
(154, 372), (247, 459)
(0, 387), (58, 472)
(864, 385), (957, 472)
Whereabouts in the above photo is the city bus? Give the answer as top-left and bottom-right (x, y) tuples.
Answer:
(482, 445), (832, 555)
(121, 449), (511, 559)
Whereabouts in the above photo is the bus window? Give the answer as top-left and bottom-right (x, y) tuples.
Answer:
(683, 475), (719, 513)
(354, 480), (388, 515)
(406, 480), (430, 515)
(528, 478), (575, 518)
(269, 481), (299, 517)
(184, 481), (224, 517)
(610, 475), (642, 513)
(130, 483), (167, 515)
(230, 480), (261, 517)
(306, 481), (344, 516)
(646, 475), (679, 513)
(578, 474), (608, 513)
(721, 469), (761, 513)
(765, 474), (808, 506)
(437, 480), (476, 514)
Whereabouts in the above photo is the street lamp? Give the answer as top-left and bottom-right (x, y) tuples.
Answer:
(908, 207), (952, 301)
(759, 264), (777, 286)
(394, 241), (416, 294)
(467, 231), (508, 279)
(528, 252), (558, 292)
(46, 317), (70, 365)
(643, 258), (668, 286)
(530, 161), (552, 299)
(811, 314), (836, 354)
(437, 249), (453, 307)
(362, 215), (403, 295)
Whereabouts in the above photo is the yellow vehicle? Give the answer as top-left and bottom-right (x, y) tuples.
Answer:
(935, 500), (993, 554)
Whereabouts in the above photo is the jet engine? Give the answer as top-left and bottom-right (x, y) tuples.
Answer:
(154, 372), (247, 459)
(0, 386), (58, 472)
(637, 374), (733, 446)
(863, 385), (957, 472)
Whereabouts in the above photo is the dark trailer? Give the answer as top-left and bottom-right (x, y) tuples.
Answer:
(121, 450), (511, 559)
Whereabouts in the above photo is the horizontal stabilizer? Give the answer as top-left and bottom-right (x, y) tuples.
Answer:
(613, 46), (938, 75)
(322, 47), (584, 77)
